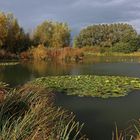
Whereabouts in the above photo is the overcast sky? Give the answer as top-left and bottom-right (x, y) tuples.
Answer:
(0, 0), (140, 35)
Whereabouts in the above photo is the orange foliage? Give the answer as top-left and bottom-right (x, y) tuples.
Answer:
(20, 45), (84, 61)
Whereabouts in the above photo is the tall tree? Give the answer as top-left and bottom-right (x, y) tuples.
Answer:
(33, 21), (54, 47)
(33, 21), (70, 48)
(51, 22), (70, 48)
(75, 23), (138, 48)
(5, 13), (21, 52)
(0, 12), (8, 48)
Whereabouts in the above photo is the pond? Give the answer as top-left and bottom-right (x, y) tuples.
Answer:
(1, 56), (140, 139)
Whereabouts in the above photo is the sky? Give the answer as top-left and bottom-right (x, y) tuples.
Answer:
(0, 0), (140, 35)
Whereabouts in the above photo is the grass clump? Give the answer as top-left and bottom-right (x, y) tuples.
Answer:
(0, 62), (19, 66)
(31, 75), (140, 98)
(112, 120), (140, 140)
(0, 84), (87, 140)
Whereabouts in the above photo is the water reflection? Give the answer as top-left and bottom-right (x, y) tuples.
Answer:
(21, 61), (82, 76)
(84, 55), (140, 63)
(0, 56), (140, 86)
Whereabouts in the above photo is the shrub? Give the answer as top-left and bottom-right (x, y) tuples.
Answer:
(58, 47), (84, 61)
(75, 23), (138, 48)
(20, 51), (30, 59)
(111, 42), (137, 53)
(28, 45), (84, 62)
(30, 44), (48, 60)
(81, 46), (100, 53)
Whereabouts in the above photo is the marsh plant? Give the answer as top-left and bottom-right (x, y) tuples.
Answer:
(112, 121), (140, 140)
(0, 84), (87, 140)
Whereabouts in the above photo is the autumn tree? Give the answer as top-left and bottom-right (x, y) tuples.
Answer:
(0, 12), (8, 48)
(16, 28), (31, 52)
(0, 12), (31, 53)
(33, 21), (54, 47)
(33, 21), (70, 48)
(4, 13), (21, 52)
(51, 22), (70, 48)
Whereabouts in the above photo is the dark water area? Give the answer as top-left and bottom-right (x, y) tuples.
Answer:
(1, 56), (140, 139)
(55, 90), (140, 140)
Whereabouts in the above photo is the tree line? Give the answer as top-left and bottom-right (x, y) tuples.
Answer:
(74, 23), (140, 53)
(0, 12), (31, 53)
(0, 11), (140, 56)
(0, 12), (71, 54)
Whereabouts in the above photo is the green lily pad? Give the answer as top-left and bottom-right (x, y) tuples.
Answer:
(31, 75), (140, 98)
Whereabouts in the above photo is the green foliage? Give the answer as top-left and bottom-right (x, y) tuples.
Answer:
(32, 75), (140, 98)
(1, 11), (140, 57)
(74, 23), (138, 52)
(111, 42), (133, 53)
(128, 35), (140, 50)
(33, 21), (70, 48)
(0, 62), (19, 66)
(111, 36), (140, 53)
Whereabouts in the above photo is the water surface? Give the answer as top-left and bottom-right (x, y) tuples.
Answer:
(0, 56), (140, 139)
(55, 91), (140, 140)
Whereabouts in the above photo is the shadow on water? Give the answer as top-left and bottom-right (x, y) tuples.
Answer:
(55, 90), (140, 140)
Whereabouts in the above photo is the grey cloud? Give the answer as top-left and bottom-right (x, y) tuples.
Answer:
(0, 0), (140, 35)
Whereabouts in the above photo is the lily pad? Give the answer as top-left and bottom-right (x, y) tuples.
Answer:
(31, 75), (140, 98)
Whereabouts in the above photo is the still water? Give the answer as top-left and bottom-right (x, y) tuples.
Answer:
(1, 56), (140, 140)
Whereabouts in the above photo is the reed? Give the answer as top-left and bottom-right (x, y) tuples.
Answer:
(112, 121), (140, 140)
(0, 84), (87, 140)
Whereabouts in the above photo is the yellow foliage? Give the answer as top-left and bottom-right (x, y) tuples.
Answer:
(31, 44), (48, 60)
(0, 12), (8, 46)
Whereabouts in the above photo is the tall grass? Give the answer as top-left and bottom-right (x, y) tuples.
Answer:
(112, 121), (140, 140)
(0, 84), (87, 140)
(20, 44), (84, 61)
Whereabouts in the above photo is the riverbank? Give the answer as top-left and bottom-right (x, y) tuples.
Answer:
(1, 75), (140, 139)
(28, 75), (140, 140)
(29, 75), (140, 140)
(84, 51), (140, 57)
(2, 46), (140, 62)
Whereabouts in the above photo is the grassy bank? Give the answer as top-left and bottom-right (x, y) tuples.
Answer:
(84, 51), (140, 57)
(0, 82), (87, 140)
(2, 46), (140, 62)
(30, 75), (140, 98)
(29, 75), (140, 139)
(20, 45), (84, 62)
(79, 46), (140, 57)
(1, 77), (140, 139)
(0, 62), (19, 66)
